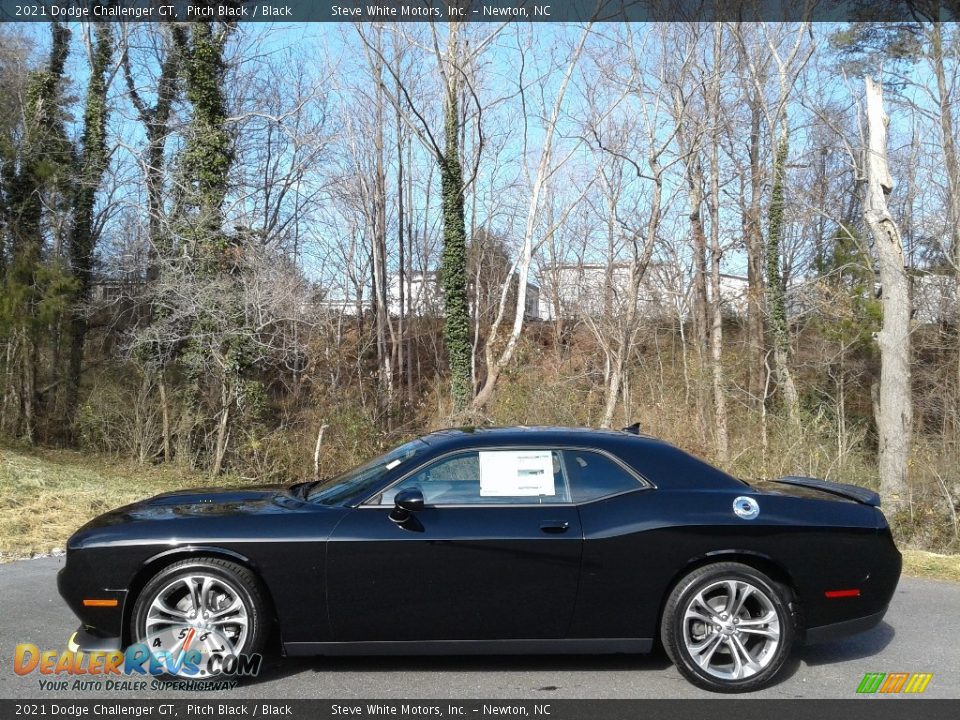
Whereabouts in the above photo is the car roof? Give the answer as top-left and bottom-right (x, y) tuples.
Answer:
(418, 425), (661, 450)
(414, 426), (745, 490)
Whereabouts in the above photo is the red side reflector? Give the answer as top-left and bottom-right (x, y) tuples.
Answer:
(82, 599), (118, 607)
(825, 589), (860, 598)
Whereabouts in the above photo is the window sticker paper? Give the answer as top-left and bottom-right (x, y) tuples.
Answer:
(479, 450), (555, 496)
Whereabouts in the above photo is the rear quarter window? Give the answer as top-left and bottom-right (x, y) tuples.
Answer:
(563, 449), (643, 503)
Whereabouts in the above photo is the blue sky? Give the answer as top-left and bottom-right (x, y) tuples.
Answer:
(6, 20), (951, 293)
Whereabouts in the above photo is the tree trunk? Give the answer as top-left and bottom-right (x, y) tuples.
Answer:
(23, 339), (36, 445)
(686, 164), (709, 357)
(372, 64), (393, 422)
(672, 80), (709, 429)
(864, 76), (912, 513)
(745, 101), (767, 405)
(405, 138), (416, 407)
(124, 28), (179, 281)
(212, 379), (232, 477)
(708, 22), (729, 464)
(766, 130), (800, 422)
(395, 78), (406, 413)
(66, 24), (114, 430)
(313, 423), (328, 481)
(0, 336), (15, 434)
(440, 23), (473, 413)
(600, 348), (624, 429)
(158, 371), (171, 463)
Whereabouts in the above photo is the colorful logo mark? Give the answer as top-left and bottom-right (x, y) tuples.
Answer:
(856, 672), (933, 694)
(14, 634), (262, 679)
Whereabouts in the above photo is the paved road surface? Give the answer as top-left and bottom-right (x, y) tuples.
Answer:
(0, 557), (956, 699)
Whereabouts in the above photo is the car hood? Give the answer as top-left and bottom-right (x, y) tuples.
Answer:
(64, 480), (353, 553)
(75, 483), (308, 533)
(145, 484), (289, 507)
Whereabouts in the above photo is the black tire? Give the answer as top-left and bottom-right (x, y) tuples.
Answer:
(660, 562), (794, 693)
(130, 557), (269, 677)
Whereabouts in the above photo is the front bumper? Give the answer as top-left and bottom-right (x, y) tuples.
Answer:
(58, 561), (127, 641)
(67, 626), (123, 653)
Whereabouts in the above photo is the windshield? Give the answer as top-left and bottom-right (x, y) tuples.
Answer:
(306, 439), (428, 505)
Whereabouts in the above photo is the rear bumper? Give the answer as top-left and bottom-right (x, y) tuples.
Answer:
(804, 606), (888, 644)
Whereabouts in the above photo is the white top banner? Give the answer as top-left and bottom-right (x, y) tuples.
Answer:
(479, 450), (555, 497)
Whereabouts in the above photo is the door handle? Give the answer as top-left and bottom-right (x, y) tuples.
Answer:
(540, 520), (569, 534)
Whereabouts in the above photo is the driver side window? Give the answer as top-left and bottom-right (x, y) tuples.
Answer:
(378, 450), (569, 506)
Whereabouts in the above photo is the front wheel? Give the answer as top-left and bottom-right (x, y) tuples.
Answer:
(660, 562), (794, 692)
(130, 557), (268, 678)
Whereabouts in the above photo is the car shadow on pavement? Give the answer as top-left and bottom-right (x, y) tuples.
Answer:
(768, 622), (894, 688)
(239, 625), (894, 689)
(795, 622), (896, 667)
(240, 650), (675, 687)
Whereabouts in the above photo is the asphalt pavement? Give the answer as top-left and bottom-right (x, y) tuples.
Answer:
(0, 557), (956, 699)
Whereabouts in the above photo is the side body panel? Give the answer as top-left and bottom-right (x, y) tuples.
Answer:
(325, 505), (583, 641)
(59, 493), (347, 644)
(571, 488), (900, 640)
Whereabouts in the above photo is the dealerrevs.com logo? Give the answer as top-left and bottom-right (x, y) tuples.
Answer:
(856, 672), (933, 694)
(14, 634), (261, 691)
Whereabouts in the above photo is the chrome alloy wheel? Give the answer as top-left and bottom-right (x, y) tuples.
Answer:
(681, 579), (781, 680)
(143, 573), (249, 675)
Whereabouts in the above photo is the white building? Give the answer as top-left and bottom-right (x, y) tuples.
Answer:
(387, 271), (444, 317)
(334, 271), (543, 320)
(537, 263), (757, 321)
(910, 272), (957, 325)
(537, 263), (670, 321)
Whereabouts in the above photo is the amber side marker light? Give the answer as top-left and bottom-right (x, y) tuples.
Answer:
(824, 589), (861, 598)
(82, 599), (118, 607)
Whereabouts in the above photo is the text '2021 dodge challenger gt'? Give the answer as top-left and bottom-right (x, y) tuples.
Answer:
(58, 426), (901, 692)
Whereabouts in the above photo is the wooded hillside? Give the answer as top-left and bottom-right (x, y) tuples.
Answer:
(1, 20), (958, 552)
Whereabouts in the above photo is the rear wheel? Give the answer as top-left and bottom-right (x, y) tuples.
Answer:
(661, 562), (794, 692)
(130, 557), (268, 678)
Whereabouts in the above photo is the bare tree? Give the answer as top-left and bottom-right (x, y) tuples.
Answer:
(671, 23), (711, 426)
(736, 23), (812, 423)
(580, 25), (687, 427)
(471, 23), (595, 412)
(707, 22), (729, 462)
(863, 76), (912, 512)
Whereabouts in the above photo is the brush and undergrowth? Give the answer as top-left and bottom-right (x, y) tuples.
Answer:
(2, 331), (958, 580)
(1, 442), (956, 580)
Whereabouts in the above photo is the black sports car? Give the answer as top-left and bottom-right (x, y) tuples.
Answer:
(59, 426), (901, 692)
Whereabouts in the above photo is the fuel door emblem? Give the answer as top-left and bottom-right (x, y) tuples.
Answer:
(733, 496), (760, 520)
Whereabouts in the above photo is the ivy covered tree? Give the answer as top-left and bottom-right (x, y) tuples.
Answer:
(66, 24), (114, 427)
(0, 22), (75, 442)
(167, 22), (259, 474)
(172, 22), (233, 257)
(766, 133), (800, 421)
(439, 40), (473, 414)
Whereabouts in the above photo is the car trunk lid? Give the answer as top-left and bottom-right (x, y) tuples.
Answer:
(768, 475), (881, 507)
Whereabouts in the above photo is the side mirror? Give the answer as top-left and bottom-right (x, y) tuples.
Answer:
(389, 488), (424, 524)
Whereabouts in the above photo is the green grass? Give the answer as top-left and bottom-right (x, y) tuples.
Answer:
(2, 444), (959, 582)
(901, 549), (960, 582)
(0, 444), (253, 561)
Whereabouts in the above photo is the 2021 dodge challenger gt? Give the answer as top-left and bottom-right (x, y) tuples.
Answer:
(58, 426), (901, 692)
